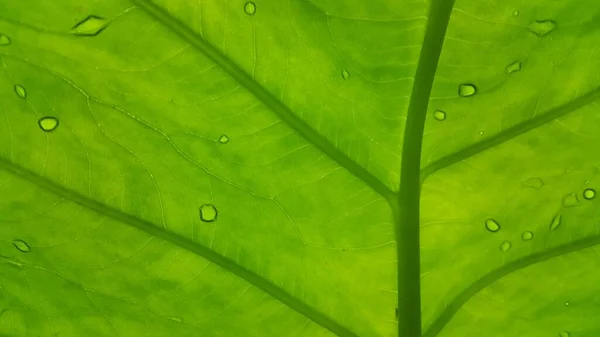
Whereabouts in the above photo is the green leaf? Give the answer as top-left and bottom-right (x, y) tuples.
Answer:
(0, 0), (599, 337)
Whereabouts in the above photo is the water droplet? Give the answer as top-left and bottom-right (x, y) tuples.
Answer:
(549, 213), (562, 231)
(244, 2), (256, 15)
(499, 240), (512, 252)
(478, 131), (484, 135)
(564, 301), (570, 306)
(559, 331), (570, 337)
(433, 110), (446, 121)
(458, 84), (477, 97)
(199, 204), (218, 222)
(521, 231), (534, 241)
(524, 177), (544, 189)
(218, 135), (229, 144)
(583, 188), (596, 200)
(38, 116), (59, 132)
(170, 316), (183, 323)
(14, 84), (27, 99)
(0, 34), (10, 46)
(505, 61), (522, 75)
(562, 193), (579, 208)
(12, 239), (31, 253)
(528, 20), (557, 37)
(513, 10), (520, 17)
(70, 15), (109, 36)
(485, 219), (500, 232)
(341, 69), (350, 80)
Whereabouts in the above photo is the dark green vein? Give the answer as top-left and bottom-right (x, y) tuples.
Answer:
(395, 1), (455, 337)
(129, 0), (396, 203)
(0, 157), (359, 337)
(423, 234), (600, 337)
(421, 86), (600, 181)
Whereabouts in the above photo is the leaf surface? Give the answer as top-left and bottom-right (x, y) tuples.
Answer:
(0, 0), (599, 337)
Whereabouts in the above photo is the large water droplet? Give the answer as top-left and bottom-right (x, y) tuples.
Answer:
(458, 84), (477, 97)
(505, 61), (521, 75)
(549, 213), (562, 231)
(70, 15), (109, 36)
(14, 84), (27, 99)
(13, 239), (31, 253)
(562, 193), (579, 208)
(38, 116), (59, 132)
(528, 20), (557, 37)
(341, 69), (350, 80)
(485, 219), (500, 232)
(499, 240), (511, 252)
(244, 2), (256, 15)
(199, 204), (218, 222)
(218, 135), (229, 144)
(521, 231), (534, 241)
(0, 34), (10, 46)
(583, 188), (596, 200)
(524, 177), (544, 189)
(433, 110), (446, 121)
(559, 331), (570, 337)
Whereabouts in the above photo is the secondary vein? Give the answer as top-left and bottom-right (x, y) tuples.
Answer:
(394, 1), (456, 337)
(130, 0), (396, 204)
(421, 86), (600, 181)
(0, 157), (359, 337)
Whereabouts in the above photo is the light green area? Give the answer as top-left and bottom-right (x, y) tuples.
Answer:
(0, 0), (599, 337)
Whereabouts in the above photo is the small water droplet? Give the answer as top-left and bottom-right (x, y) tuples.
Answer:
(485, 219), (500, 232)
(341, 69), (350, 80)
(433, 110), (446, 121)
(170, 316), (183, 323)
(0, 34), (10, 46)
(12, 239), (31, 253)
(38, 116), (59, 132)
(244, 1), (256, 15)
(549, 213), (562, 231)
(583, 188), (596, 200)
(564, 301), (570, 306)
(559, 331), (570, 337)
(14, 84), (27, 99)
(458, 84), (477, 97)
(199, 204), (218, 222)
(70, 15), (109, 36)
(499, 240), (512, 252)
(478, 131), (484, 135)
(524, 177), (544, 189)
(218, 135), (229, 144)
(505, 61), (522, 75)
(562, 193), (579, 208)
(528, 20), (557, 37)
(521, 231), (534, 241)
(512, 10), (520, 17)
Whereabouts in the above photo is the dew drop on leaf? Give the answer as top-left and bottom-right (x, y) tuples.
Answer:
(512, 10), (520, 17)
(199, 204), (218, 222)
(549, 213), (562, 231)
(244, 1), (256, 16)
(559, 331), (570, 337)
(458, 84), (477, 97)
(13, 239), (31, 253)
(528, 20), (557, 37)
(70, 15), (109, 36)
(38, 116), (59, 132)
(14, 84), (27, 99)
(562, 193), (579, 208)
(341, 69), (350, 80)
(505, 61), (521, 75)
(219, 135), (230, 144)
(499, 240), (511, 252)
(0, 33), (10, 46)
(523, 177), (544, 189)
(485, 218), (500, 232)
(521, 231), (533, 241)
(564, 301), (570, 307)
(583, 188), (596, 200)
(170, 316), (183, 323)
(433, 110), (446, 121)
